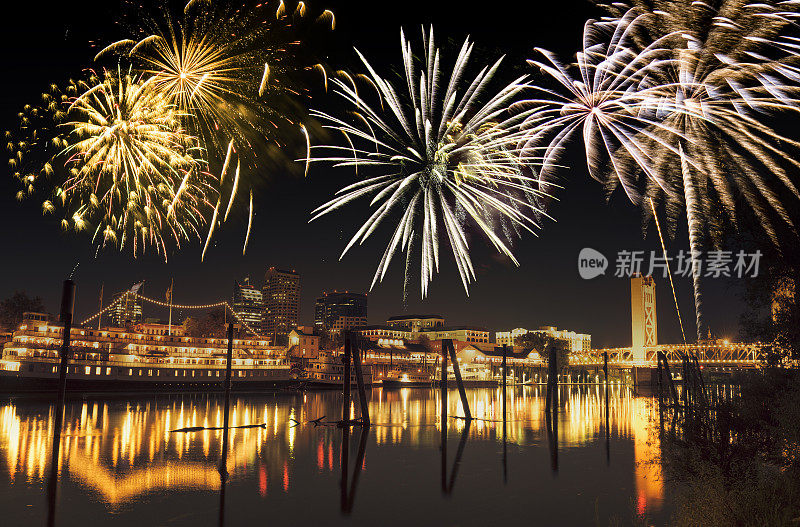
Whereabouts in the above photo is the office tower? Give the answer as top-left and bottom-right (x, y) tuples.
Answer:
(232, 278), (264, 332)
(262, 267), (300, 344)
(314, 291), (368, 333)
(110, 282), (144, 327)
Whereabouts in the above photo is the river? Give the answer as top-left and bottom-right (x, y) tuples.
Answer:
(0, 386), (668, 526)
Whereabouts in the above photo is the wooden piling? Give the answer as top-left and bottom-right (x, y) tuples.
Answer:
(502, 345), (508, 424)
(220, 322), (234, 476)
(340, 420), (350, 511)
(550, 342), (559, 411)
(440, 340), (448, 493)
(446, 339), (470, 420)
(47, 279), (75, 527)
(350, 332), (370, 426)
(343, 333), (351, 424)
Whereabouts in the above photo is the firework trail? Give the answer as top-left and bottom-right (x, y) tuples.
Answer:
(95, 0), (334, 256)
(309, 28), (551, 297)
(599, 1), (800, 341)
(28, 68), (215, 258)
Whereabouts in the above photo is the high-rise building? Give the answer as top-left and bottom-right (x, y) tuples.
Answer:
(314, 291), (368, 333)
(232, 278), (264, 331)
(631, 275), (657, 360)
(262, 267), (300, 344)
(110, 282), (144, 327)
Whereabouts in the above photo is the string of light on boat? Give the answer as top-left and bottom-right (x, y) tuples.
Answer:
(80, 292), (264, 339)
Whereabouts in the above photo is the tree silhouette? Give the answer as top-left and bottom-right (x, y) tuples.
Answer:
(0, 291), (46, 332)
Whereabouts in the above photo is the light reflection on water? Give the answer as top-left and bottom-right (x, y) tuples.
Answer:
(0, 386), (665, 526)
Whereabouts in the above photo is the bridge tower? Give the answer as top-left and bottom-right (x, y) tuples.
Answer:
(631, 275), (657, 361)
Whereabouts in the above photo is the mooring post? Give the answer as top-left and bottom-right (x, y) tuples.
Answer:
(544, 346), (552, 414)
(343, 332), (352, 424)
(446, 339), (470, 420)
(220, 322), (234, 477)
(550, 342), (559, 412)
(342, 425), (368, 513)
(658, 351), (679, 407)
(440, 340), (448, 493)
(47, 279), (75, 527)
(340, 420), (350, 512)
(446, 418), (470, 494)
(502, 344), (508, 424)
(55, 279), (75, 408)
(350, 332), (370, 426)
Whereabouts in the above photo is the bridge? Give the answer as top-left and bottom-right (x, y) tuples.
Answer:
(583, 341), (765, 366)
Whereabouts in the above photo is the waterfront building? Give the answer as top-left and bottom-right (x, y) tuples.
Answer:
(232, 278), (265, 331)
(262, 267), (300, 344)
(496, 326), (591, 353)
(386, 314), (444, 332)
(631, 275), (657, 360)
(357, 324), (489, 344)
(109, 282), (144, 327)
(314, 291), (368, 333)
(288, 327), (320, 361)
(495, 328), (530, 346)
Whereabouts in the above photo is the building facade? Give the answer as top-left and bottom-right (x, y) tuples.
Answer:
(288, 327), (321, 361)
(232, 278), (264, 331)
(262, 267), (300, 344)
(314, 291), (368, 333)
(386, 315), (445, 332)
(495, 326), (591, 353)
(356, 324), (489, 344)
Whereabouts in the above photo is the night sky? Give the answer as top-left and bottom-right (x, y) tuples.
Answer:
(0, 0), (754, 347)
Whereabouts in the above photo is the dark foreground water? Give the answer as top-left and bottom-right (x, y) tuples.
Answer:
(0, 386), (667, 526)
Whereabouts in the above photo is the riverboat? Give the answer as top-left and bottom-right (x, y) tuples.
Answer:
(302, 350), (373, 388)
(379, 369), (434, 388)
(0, 313), (291, 393)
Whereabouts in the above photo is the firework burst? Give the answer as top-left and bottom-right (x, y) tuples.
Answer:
(310, 28), (550, 298)
(515, 10), (681, 201)
(95, 0), (334, 257)
(599, 1), (800, 340)
(52, 68), (214, 258)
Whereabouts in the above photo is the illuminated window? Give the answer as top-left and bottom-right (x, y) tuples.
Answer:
(85, 366), (91, 375)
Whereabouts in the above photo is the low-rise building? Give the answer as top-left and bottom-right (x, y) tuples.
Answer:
(356, 324), (489, 344)
(288, 327), (320, 362)
(495, 326), (591, 353)
(386, 314), (445, 332)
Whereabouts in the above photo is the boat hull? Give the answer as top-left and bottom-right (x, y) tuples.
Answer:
(379, 379), (432, 389)
(0, 367), (294, 394)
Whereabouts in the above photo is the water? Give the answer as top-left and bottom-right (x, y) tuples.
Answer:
(0, 386), (667, 526)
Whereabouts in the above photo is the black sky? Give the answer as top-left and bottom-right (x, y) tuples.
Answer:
(0, 0), (754, 347)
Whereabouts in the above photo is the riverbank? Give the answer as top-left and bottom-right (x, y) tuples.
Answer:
(659, 369), (800, 526)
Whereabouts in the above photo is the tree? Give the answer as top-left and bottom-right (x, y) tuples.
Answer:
(183, 308), (227, 338)
(0, 291), (46, 332)
(319, 329), (343, 350)
(516, 332), (570, 373)
(740, 261), (800, 365)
